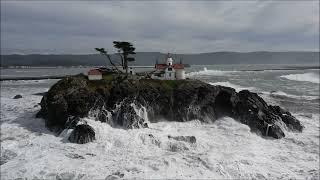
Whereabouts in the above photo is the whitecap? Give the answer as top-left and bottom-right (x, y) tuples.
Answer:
(186, 67), (235, 77)
(209, 81), (256, 92)
(280, 72), (319, 84)
(265, 90), (319, 101)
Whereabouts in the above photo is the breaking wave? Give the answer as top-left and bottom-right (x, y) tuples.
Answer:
(265, 90), (319, 101)
(209, 81), (256, 92)
(1, 73), (319, 179)
(187, 67), (235, 77)
(280, 72), (319, 84)
(209, 82), (319, 101)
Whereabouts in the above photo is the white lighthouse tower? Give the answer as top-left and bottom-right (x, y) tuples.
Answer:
(152, 53), (186, 80)
(167, 57), (173, 66)
(164, 56), (175, 80)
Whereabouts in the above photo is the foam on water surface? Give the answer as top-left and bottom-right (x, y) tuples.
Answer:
(1, 79), (319, 179)
(280, 72), (320, 84)
(186, 67), (236, 77)
(209, 81), (256, 92)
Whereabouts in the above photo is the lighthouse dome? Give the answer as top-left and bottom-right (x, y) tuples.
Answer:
(167, 57), (173, 66)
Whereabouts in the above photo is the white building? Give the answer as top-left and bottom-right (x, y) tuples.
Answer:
(152, 54), (186, 80)
(88, 69), (103, 80)
(128, 67), (135, 75)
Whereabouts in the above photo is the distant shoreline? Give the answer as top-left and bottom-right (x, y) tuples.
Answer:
(0, 75), (66, 81)
(1, 66), (318, 81)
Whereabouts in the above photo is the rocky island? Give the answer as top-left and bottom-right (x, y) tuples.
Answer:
(36, 74), (303, 144)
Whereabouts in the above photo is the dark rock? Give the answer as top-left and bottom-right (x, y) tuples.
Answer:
(13, 95), (22, 99)
(233, 90), (287, 138)
(85, 153), (96, 156)
(105, 171), (124, 180)
(64, 116), (81, 129)
(38, 75), (303, 140)
(68, 124), (95, 144)
(56, 172), (76, 180)
(65, 153), (85, 159)
(167, 142), (189, 152)
(168, 135), (196, 144)
(140, 134), (161, 147)
(33, 92), (47, 96)
(269, 105), (303, 132)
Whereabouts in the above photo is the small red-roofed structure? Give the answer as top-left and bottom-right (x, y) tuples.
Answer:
(88, 69), (102, 80)
(152, 53), (186, 80)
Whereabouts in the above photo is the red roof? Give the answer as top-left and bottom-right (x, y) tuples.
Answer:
(88, 69), (102, 75)
(155, 64), (184, 70)
(173, 64), (184, 69)
(155, 64), (167, 69)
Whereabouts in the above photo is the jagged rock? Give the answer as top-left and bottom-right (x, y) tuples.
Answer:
(167, 141), (189, 152)
(140, 134), (161, 147)
(56, 172), (76, 180)
(64, 116), (81, 129)
(105, 172), (124, 180)
(68, 124), (95, 144)
(13, 94), (22, 99)
(33, 92), (47, 96)
(269, 105), (303, 132)
(37, 75), (303, 139)
(168, 135), (196, 144)
(65, 153), (85, 159)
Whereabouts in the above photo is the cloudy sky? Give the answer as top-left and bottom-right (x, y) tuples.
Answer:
(1, 1), (319, 54)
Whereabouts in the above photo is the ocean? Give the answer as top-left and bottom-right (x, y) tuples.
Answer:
(0, 64), (319, 179)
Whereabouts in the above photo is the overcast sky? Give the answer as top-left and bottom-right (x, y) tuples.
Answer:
(1, 1), (319, 54)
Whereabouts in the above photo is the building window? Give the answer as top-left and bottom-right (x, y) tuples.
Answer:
(168, 68), (172, 71)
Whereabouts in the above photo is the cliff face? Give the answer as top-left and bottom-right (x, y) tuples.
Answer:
(37, 74), (303, 142)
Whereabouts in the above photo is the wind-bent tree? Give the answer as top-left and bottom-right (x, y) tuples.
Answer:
(95, 48), (122, 73)
(113, 41), (136, 74)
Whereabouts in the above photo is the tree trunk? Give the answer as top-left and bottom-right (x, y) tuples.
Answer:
(124, 55), (128, 74)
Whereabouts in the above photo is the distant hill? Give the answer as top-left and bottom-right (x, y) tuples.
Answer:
(1, 52), (318, 67)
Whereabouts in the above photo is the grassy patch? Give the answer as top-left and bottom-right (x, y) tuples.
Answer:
(139, 79), (188, 90)
(102, 74), (114, 81)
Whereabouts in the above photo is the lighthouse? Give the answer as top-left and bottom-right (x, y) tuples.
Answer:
(152, 53), (186, 80)
(167, 57), (173, 66)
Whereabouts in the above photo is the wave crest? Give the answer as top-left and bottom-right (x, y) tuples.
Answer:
(187, 67), (235, 77)
(280, 72), (319, 84)
(209, 81), (255, 92)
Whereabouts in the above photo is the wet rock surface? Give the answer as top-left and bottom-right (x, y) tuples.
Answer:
(37, 74), (303, 140)
(168, 135), (197, 144)
(13, 94), (22, 99)
(68, 124), (95, 144)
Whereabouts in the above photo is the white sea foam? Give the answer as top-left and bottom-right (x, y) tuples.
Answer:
(209, 81), (256, 92)
(1, 80), (319, 179)
(209, 82), (319, 101)
(186, 67), (235, 77)
(280, 72), (320, 84)
(265, 90), (319, 101)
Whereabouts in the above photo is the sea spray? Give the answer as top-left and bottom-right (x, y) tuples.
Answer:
(186, 67), (235, 77)
(280, 72), (320, 84)
(266, 124), (271, 136)
(130, 102), (150, 128)
(88, 105), (113, 125)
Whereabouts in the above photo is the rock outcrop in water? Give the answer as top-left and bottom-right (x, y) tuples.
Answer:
(13, 94), (22, 99)
(68, 124), (96, 144)
(37, 74), (303, 143)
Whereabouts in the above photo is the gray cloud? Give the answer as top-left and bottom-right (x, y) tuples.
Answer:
(1, 1), (319, 54)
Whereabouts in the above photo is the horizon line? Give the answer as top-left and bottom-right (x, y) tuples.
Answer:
(1, 50), (319, 56)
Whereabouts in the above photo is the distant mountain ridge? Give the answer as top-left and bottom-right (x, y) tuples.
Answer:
(1, 52), (319, 67)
